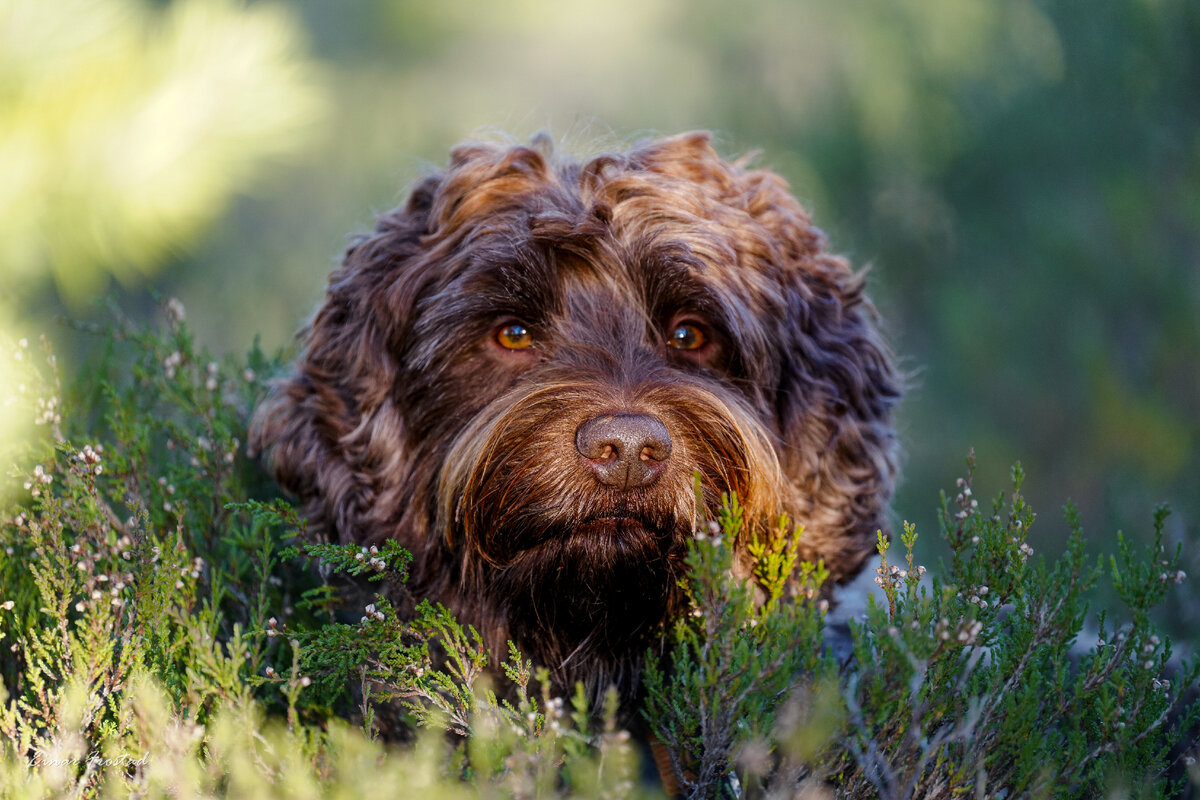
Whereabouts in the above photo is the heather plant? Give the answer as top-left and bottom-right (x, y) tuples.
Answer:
(642, 455), (1199, 799)
(0, 310), (1196, 799)
(0, 307), (646, 799)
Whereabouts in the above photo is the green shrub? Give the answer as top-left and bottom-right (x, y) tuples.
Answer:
(0, 308), (1195, 799)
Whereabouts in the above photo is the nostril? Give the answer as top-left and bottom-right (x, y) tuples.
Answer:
(575, 413), (672, 489)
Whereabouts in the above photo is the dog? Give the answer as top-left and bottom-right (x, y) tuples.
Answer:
(251, 131), (901, 707)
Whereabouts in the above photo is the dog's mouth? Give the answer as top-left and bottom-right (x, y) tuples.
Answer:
(576, 510), (663, 532)
(568, 511), (683, 557)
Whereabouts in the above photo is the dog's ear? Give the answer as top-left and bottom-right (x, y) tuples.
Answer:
(250, 174), (442, 541)
(731, 162), (901, 584)
(773, 245), (902, 583)
(638, 133), (901, 581)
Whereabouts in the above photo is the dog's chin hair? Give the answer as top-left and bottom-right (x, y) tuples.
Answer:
(480, 516), (689, 702)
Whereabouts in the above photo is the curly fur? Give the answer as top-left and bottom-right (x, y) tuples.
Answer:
(252, 131), (901, 702)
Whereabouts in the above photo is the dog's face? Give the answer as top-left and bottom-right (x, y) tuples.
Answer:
(253, 132), (900, 692)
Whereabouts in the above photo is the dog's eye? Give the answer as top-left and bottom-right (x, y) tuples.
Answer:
(496, 323), (534, 350)
(668, 323), (706, 351)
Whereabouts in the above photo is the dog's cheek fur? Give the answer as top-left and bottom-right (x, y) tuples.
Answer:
(249, 178), (442, 544)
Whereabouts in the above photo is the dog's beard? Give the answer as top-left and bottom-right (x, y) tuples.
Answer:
(438, 372), (783, 693)
(492, 513), (689, 676)
(454, 446), (696, 676)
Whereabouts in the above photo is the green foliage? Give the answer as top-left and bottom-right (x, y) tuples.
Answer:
(643, 485), (834, 798)
(0, 315), (1196, 799)
(643, 456), (1199, 800)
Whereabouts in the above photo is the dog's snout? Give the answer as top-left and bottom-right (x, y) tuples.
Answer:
(575, 413), (672, 490)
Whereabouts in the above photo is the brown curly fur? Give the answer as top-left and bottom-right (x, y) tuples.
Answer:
(251, 132), (901, 703)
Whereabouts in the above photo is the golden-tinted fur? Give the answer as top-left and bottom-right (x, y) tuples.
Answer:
(252, 132), (901, 701)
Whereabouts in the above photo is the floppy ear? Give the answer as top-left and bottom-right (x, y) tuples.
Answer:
(250, 174), (441, 543)
(638, 133), (901, 582)
(731, 157), (901, 583)
(774, 246), (902, 583)
(252, 141), (560, 547)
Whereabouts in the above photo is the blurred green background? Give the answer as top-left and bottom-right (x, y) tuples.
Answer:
(2, 0), (1197, 618)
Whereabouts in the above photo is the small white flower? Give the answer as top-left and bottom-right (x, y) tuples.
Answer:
(0, 600), (13, 611)
(165, 297), (186, 324)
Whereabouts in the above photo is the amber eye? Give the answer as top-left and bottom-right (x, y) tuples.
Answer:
(495, 323), (533, 350)
(668, 323), (706, 351)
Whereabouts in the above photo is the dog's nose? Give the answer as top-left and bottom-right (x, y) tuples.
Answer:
(575, 413), (672, 490)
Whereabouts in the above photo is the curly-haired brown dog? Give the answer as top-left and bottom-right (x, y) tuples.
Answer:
(252, 132), (901, 705)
